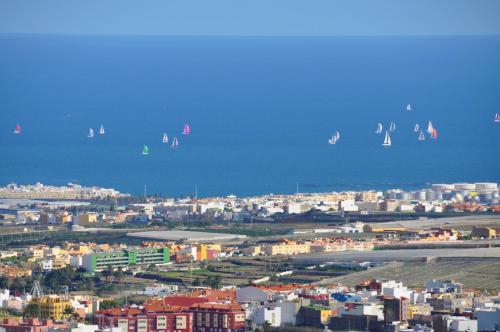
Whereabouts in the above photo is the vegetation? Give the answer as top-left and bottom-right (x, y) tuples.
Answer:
(0, 231), (143, 249)
(23, 303), (41, 319)
(43, 267), (99, 292)
(204, 275), (222, 289)
(1, 275), (37, 294)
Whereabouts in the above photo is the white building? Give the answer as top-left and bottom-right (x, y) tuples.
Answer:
(276, 300), (306, 325)
(253, 306), (281, 327)
(139, 284), (178, 297)
(285, 203), (302, 214)
(0, 289), (10, 308)
(410, 291), (431, 305)
(381, 280), (412, 299)
(444, 316), (477, 332)
(339, 200), (359, 212)
(337, 302), (384, 321)
(426, 280), (462, 294)
(40, 259), (53, 271)
(70, 255), (83, 268)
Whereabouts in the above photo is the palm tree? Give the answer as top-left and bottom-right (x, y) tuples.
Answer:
(63, 306), (80, 322)
(102, 266), (113, 282)
(113, 267), (124, 284)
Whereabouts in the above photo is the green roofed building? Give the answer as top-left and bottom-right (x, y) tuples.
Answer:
(82, 247), (170, 272)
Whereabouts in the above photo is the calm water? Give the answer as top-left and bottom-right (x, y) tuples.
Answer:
(0, 35), (499, 197)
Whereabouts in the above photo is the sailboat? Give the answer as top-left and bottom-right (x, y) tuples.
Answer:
(328, 131), (340, 145)
(171, 137), (179, 148)
(142, 145), (149, 155)
(375, 123), (383, 134)
(182, 123), (190, 135)
(406, 104), (412, 111)
(427, 121), (434, 135)
(418, 130), (425, 141)
(432, 128), (438, 139)
(13, 124), (21, 134)
(495, 113), (500, 123)
(162, 133), (169, 144)
(88, 128), (94, 138)
(99, 125), (105, 135)
(382, 131), (391, 147)
(414, 124), (419, 132)
(389, 122), (396, 132)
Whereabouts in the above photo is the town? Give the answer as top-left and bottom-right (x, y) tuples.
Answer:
(0, 182), (499, 332)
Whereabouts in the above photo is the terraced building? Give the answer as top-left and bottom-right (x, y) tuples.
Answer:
(82, 247), (170, 272)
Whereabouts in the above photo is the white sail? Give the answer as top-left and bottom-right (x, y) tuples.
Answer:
(328, 134), (337, 145)
(162, 133), (169, 143)
(335, 131), (340, 140)
(414, 124), (419, 132)
(406, 104), (412, 111)
(99, 125), (105, 135)
(427, 121), (434, 135)
(382, 131), (391, 147)
(88, 128), (94, 138)
(389, 122), (396, 132)
(171, 137), (179, 148)
(418, 130), (425, 141)
(376, 123), (383, 134)
(495, 113), (500, 123)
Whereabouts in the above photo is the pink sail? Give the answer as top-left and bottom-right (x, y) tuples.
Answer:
(14, 124), (21, 134)
(432, 128), (438, 139)
(182, 123), (190, 135)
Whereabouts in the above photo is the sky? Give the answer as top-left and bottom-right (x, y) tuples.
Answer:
(0, 0), (500, 36)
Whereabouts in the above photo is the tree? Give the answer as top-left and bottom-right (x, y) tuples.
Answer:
(193, 278), (202, 286)
(10, 277), (28, 294)
(23, 303), (41, 319)
(0, 275), (10, 289)
(113, 267), (124, 284)
(205, 276), (222, 289)
(64, 306), (80, 322)
(43, 267), (74, 292)
(100, 299), (120, 310)
(102, 266), (113, 282)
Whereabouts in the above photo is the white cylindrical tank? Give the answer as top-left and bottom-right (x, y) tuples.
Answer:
(475, 183), (497, 190)
(431, 184), (454, 191)
(453, 183), (475, 190)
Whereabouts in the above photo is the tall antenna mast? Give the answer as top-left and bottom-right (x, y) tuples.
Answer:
(30, 280), (44, 298)
(144, 184), (147, 198)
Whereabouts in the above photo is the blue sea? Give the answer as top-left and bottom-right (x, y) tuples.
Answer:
(0, 35), (499, 197)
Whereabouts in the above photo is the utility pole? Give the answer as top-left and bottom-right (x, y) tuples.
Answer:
(144, 184), (147, 198)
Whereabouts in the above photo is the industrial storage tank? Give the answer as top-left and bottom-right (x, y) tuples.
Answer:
(475, 183), (498, 190)
(417, 190), (427, 201)
(453, 183), (476, 190)
(431, 184), (454, 191)
(426, 190), (437, 201)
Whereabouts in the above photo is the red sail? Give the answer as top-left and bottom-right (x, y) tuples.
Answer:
(432, 128), (438, 139)
(183, 124), (190, 135)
